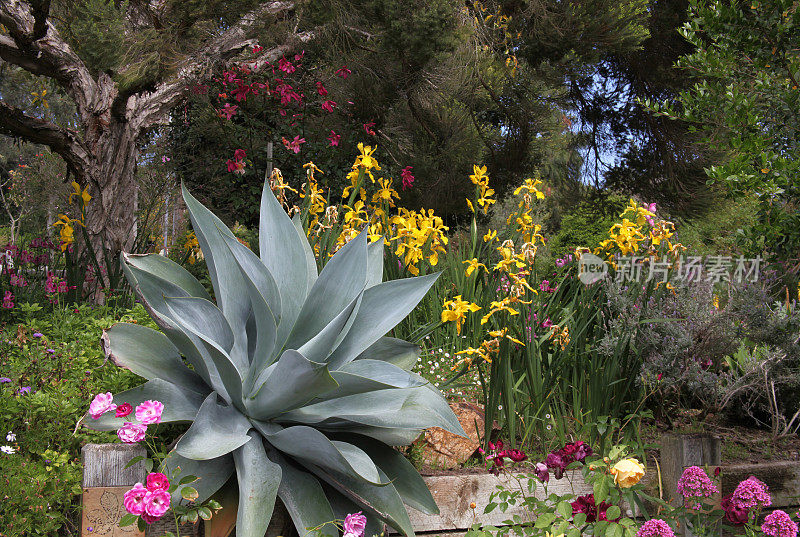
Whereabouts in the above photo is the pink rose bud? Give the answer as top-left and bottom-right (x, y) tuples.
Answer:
(135, 400), (164, 425)
(123, 483), (148, 516)
(89, 392), (117, 419)
(117, 422), (147, 444)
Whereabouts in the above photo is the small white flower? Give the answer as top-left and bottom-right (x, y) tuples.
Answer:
(444, 352), (450, 358)
(498, 405), (503, 410)
(5, 431), (15, 441)
(545, 414), (551, 420)
(1, 445), (15, 454)
(546, 425), (552, 431)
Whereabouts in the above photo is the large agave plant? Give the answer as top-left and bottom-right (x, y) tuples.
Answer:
(85, 182), (465, 537)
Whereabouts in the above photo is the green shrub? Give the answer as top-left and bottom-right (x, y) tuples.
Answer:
(548, 194), (628, 258)
(0, 302), (158, 536)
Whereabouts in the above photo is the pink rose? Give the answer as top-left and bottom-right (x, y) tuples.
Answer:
(117, 422), (147, 444)
(89, 392), (117, 419)
(143, 489), (171, 520)
(146, 472), (170, 492)
(141, 513), (160, 524)
(135, 400), (164, 425)
(123, 483), (148, 515)
(344, 512), (367, 537)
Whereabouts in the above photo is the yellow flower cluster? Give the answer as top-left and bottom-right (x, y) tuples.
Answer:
(391, 208), (449, 274)
(466, 165), (496, 214)
(443, 172), (549, 371)
(596, 199), (685, 261)
(183, 231), (201, 264)
(297, 145), (449, 278)
(52, 181), (91, 251)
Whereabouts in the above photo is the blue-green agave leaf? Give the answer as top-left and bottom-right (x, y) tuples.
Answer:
(347, 435), (438, 515)
(84, 379), (205, 431)
(366, 239), (384, 288)
(321, 359), (427, 400)
(219, 232), (279, 379)
(267, 450), (338, 537)
(261, 425), (384, 485)
(326, 273), (439, 369)
(279, 387), (466, 438)
(310, 466), (415, 537)
(164, 296), (245, 407)
(102, 323), (207, 395)
(246, 350), (338, 420)
(161, 450), (234, 505)
(123, 253), (211, 301)
(285, 229), (368, 350)
(297, 294), (362, 364)
(355, 337), (421, 371)
(182, 184), (251, 367)
(323, 484), (386, 537)
(259, 182), (313, 347)
(122, 257), (219, 388)
(175, 393), (252, 460)
(292, 213), (319, 297)
(233, 432), (282, 537)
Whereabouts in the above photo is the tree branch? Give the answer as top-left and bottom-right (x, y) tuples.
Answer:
(0, 101), (91, 177)
(131, 8), (315, 130)
(0, 0), (99, 118)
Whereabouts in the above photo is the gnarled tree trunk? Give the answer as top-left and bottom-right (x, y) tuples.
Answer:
(0, 0), (313, 301)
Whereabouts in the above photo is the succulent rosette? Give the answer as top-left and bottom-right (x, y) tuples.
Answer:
(85, 182), (465, 537)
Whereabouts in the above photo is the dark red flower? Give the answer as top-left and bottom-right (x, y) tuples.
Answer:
(506, 449), (527, 462)
(336, 65), (352, 78)
(721, 494), (749, 526)
(233, 149), (246, 161)
(316, 82), (328, 96)
(571, 494), (618, 523)
(115, 403), (133, 418)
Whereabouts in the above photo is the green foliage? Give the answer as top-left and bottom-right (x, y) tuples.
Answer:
(0, 303), (155, 536)
(649, 0), (800, 265)
(548, 194), (628, 259)
(674, 195), (759, 258)
(86, 181), (465, 537)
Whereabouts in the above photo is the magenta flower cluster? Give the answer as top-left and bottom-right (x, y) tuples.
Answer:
(89, 392), (164, 444)
(731, 476), (772, 511)
(636, 519), (675, 537)
(676, 466), (719, 510)
(762, 510), (799, 537)
(123, 472), (171, 524)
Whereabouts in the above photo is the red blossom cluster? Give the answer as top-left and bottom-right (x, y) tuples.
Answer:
(538, 440), (593, 481)
(208, 48), (364, 169)
(478, 440), (527, 474)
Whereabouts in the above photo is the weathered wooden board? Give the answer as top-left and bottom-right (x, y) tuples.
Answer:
(82, 443), (147, 488)
(722, 461), (800, 509)
(81, 486), (144, 537)
(403, 472), (594, 533)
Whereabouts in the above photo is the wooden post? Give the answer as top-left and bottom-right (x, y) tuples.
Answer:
(81, 443), (147, 537)
(660, 434), (722, 537)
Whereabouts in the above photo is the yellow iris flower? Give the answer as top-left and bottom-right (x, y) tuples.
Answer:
(441, 295), (481, 334)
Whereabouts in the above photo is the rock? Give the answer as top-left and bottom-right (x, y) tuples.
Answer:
(420, 401), (487, 469)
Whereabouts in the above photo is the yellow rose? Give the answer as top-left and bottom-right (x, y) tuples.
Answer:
(610, 458), (645, 488)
